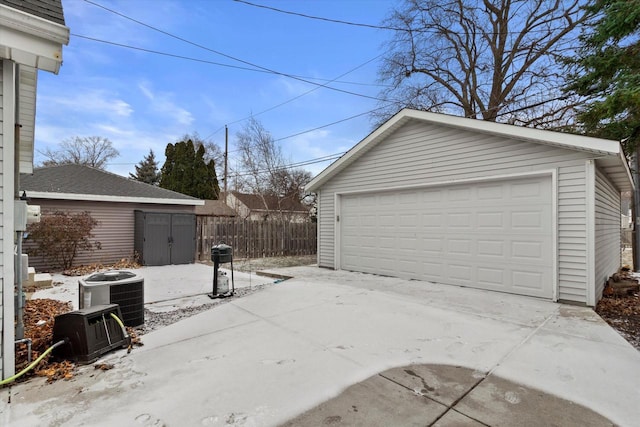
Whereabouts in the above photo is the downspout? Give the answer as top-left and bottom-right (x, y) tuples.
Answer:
(14, 64), (24, 340)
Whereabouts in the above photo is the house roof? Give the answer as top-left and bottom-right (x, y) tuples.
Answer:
(195, 200), (237, 217)
(0, 0), (65, 25)
(306, 109), (634, 193)
(231, 191), (309, 213)
(21, 164), (204, 206)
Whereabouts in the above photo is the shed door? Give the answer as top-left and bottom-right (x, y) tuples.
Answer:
(170, 213), (196, 264)
(144, 213), (171, 266)
(339, 176), (553, 298)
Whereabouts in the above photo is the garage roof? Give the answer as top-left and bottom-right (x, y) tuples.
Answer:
(306, 109), (634, 192)
(21, 164), (204, 205)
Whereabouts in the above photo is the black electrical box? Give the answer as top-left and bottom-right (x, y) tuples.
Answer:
(52, 304), (127, 364)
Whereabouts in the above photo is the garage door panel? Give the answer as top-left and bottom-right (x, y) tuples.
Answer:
(477, 240), (505, 256)
(423, 213), (443, 227)
(449, 264), (472, 282)
(448, 212), (472, 227)
(340, 176), (553, 298)
(477, 212), (504, 228)
(447, 239), (472, 256)
(511, 241), (544, 260)
(477, 267), (504, 286)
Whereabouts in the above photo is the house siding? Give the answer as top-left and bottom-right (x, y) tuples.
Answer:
(24, 199), (196, 271)
(1, 59), (17, 379)
(18, 66), (36, 174)
(594, 167), (621, 302)
(0, 59), (5, 378)
(318, 119), (595, 303)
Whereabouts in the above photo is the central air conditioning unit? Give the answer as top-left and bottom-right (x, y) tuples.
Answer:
(79, 270), (145, 327)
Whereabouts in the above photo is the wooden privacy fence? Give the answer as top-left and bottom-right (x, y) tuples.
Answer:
(196, 217), (317, 260)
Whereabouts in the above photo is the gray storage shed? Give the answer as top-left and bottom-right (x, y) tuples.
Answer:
(21, 164), (204, 269)
(306, 109), (634, 306)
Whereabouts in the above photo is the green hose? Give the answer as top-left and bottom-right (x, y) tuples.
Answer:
(110, 312), (132, 353)
(0, 340), (65, 386)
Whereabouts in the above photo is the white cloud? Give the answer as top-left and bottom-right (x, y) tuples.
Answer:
(39, 89), (133, 118)
(138, 82), (194, 127)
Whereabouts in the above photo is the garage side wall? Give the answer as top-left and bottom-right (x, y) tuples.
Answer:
(317, 120), (595, 303)
(24, 200), (196, 270)
(594, 168), (621, 302)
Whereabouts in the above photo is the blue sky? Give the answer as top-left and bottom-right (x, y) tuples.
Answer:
(35, 0), (399, 178)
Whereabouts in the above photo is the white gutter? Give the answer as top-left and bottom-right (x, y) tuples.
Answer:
(27, 191), (205, 206)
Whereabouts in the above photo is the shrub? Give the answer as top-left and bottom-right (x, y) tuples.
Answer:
(26, 211), (101, 270)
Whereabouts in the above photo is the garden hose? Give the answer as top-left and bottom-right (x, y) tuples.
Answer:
(0, 339), (66, 386)
(110, 312), (132, 353)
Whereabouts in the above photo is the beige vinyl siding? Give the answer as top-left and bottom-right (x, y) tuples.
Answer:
(318, 119), (595, 303)
(25, 199), (195, 271)
(594, 168), (621, 301)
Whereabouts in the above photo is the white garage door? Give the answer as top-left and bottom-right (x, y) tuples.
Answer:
(340, 176), (553, 298)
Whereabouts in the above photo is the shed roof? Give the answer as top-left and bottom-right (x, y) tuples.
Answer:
(195, 200), (237, 217)
(21, 164), (204, 205)
(306, 109), (633, 192)
(0, 0), (65, 25)
(231, 191), (309, 213)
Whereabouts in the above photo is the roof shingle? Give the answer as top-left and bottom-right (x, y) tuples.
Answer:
(231, 191), (308, 212)
(21, 164), (199, 201)
(0, 0), (66, 26)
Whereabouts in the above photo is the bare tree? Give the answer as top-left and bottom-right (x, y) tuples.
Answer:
(39, 136), (119, 169)
(376, 0), (587, 127)
(235, 117), (312, 216)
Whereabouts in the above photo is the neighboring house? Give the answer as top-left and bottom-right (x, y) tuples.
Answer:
(21, 164), (204, 268)
(306, 108), (633, 307)
(1, 0), (69, 379)
(195, 199), (237, 217)
(227, 191), (310, 222)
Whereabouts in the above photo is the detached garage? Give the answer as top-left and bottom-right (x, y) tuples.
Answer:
(306, 109), (633, 306)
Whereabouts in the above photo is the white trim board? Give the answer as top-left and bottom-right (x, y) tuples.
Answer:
(26, 191), (204, 206)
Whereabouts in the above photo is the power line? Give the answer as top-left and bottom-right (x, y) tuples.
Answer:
(71, 33), (389, 89)
(82, 0), (388, 103)
(234, 0), (581, 35)
(204, 53), (387, 141)
(233, 0), (401, 31)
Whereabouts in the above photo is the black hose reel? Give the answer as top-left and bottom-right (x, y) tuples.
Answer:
(208, 243), (235, 299)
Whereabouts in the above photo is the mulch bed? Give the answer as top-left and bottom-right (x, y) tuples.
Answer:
(16, 298), (75, 383)
(595, 292), (640, 350)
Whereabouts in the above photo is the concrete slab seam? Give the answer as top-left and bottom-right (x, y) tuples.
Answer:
(136, 317), (263, 353)
(377, 370), (490, 427)
(486, 312), (556, 378)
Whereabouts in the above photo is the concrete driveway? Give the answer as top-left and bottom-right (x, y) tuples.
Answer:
(2, 266), (639, 426)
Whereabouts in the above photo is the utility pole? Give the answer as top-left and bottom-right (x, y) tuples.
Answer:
(224, 125), (228, 201)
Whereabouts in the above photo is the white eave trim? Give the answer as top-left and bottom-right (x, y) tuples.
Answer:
(26, 191), (205, 206)
(306, 109), (627, 192)
(0, 4), (69, 73)
(0, 5), (69, 45)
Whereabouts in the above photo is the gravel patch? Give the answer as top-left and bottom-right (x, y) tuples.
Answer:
(136, 283), (275, 335)
(212, 255), (316, 273)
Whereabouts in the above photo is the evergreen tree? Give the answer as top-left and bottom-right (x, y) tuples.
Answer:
(566, 0), (640, 152)
(159, 140), (220, 199)
(130, 149), (160, 185)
